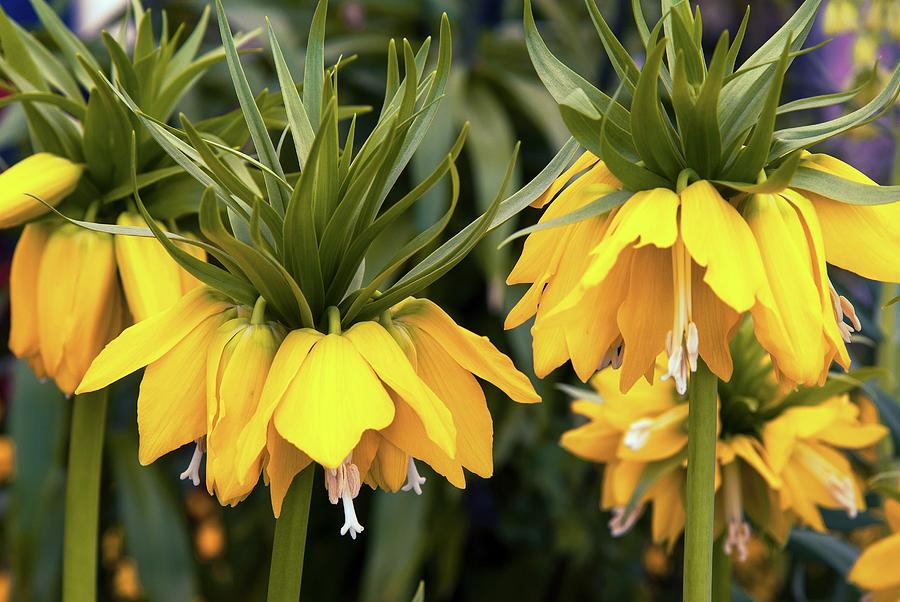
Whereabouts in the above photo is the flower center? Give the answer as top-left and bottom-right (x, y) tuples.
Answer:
(662, 240), (698, 395)
(179, 438), (205, 487)
(608, 503), (645, 537)
(401, 458), (427, 495)
(325, 454), (364, 539)
(828, 283), (861, 343)
(722, 462), (751, 562)
(796, 443), (858, 518)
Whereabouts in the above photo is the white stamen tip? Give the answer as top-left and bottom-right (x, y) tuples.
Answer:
(401, 458), (426, 495)
(339, 492), (365, 539)
(623, 418), (654, 451)
(609, 505), (644, 537)
(179, 439), (205, 487)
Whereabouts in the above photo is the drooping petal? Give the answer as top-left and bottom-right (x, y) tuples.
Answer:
(137, 309), (228, 464)
(115, 212), (186, 323)
(730, 435), (781, 489)
(9, 224), (51, 360)
(344, 321), (456, 457)
(849, 533), (900, 591)
(691, 268), (739, 381)
(36, 225), (80, 378)
(395, 299), (539, 403)
(412, 328), (493, 478)
(235, 329), (322, 480)
(77, 287), (232, 394)
(560, 401), (621, 463)
(0, 153), (83, 228)
(616, 246), (672, 391)
(273, 334), (395, 469)
(530, 151), (601, 209)
(801, 154), (900, 282)
(365, 435), (409, 492)
(266, 424), (312, 518)
(680, 181), (767, 312)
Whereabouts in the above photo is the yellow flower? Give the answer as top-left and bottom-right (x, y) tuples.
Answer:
(822, 0), (859, 35)
(508, 152), (900, 392)
(115, 212), (205, 322)
(76, 286), (238, 462)
(30, 224), (123, 395)
(849, 499), (900, 600)
(8, 215), (205, 395)
(77, 293), (538, 538)
(0, 153), (82, 228)
(560, 356), (886, 557)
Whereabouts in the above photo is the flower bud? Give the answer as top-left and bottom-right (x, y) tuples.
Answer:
(0, 154), (83, 228)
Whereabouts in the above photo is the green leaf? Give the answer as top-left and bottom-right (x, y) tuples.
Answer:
(267, 19), (315, 168)
(168, 5), (209, 73)
(523, 0), (631, 134)
(0, 6), (45, 91)
(719, 0), (822, 147)
(584, 0), (640, 91)
(788, 166), (900, 205)
(13, 18), (81, 100)
(29, 0), (101, 88)
(0, 92), (84, 120)
(769, 64), (900, 161)
(776, 79), (869, 115)
(787, 530), (860, 576)
(214, 0), (289, 215)
(724, 7), (750, 75)
(399, 137), (580, 285)
(303, 0), (327, 129)
(714, 149), (802, 194)
(500, 189), (631, 247)
(629, 41), (682, 179)
(101, 32), (140, 102)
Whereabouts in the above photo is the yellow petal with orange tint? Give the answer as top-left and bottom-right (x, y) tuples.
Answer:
(266, 424), (313, 518)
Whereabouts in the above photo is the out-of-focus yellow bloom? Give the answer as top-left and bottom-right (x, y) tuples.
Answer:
(560, 357), (886, 557)
(112, 558), (142, 601)
(115, 212), (205, 322)
(508, 152), (900, 393)
(0, 437), (15, 481)
(0, 153), (82, 228)
(822, 0), (859, 35)
(76, 287), (238, 462)
(850, 499), (900, 601)
(195, 518), (225, 560)
(34, 224), (123, 395)
(78, 292), (537, 538)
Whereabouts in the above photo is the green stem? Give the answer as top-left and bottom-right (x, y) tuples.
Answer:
(63, 389), (109, 602)
(711, 535), (732, 602)
(683, 360), (718, 602)
(267, 466), (315, 602)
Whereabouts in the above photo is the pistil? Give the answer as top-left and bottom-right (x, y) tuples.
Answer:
(401, 458), (427, 495)
(325, 454), (364, 539)
(722, 462), (751, 562)
(179, 438), (205, 486)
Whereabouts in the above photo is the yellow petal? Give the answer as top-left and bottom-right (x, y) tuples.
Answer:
(780, 463), (826, 531)
(395, 299), (539, 403)
(801, 154), (900, 282)
(205, 318), (248, 438)
(0, 153), (83, 228)
(885, 499), (900, 534)
(611, 459), (644, 504)
(352, 430), (381, 481)
(730, 435), (781, 489)
(616, 403), (689, 461)
(850, 533), (900, 591)
(692, 269), (739, 381)
(273, 334), (395, 469)
(365, 435), (409, 492)
(235, 329), (322, 480)
(137, 309), (227, 464)
(175, 236), (207, 293)
(36, 225), (80, 378)
(590, 365), (676, 419)
(649, 469), (686, 549)
(529, 151), (601, 209)
(560, 401), (620, 462)
(9, 224), (51, 360)
(616, 246), (672, 391)
(207, 324), (282, 503)
(115, 212), (186, 322)
(77, 287), (231, 394)
(266, 424), (312, 518)
(412, 327), (493, 477)
(680, 181), (767, 312)
(344, 321), (456, 457)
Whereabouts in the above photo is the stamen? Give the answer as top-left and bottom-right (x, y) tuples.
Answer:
(623, 418), (655, 451)
(609, 504), (644, 537)
(722, 463), (751, 562)
(179, 439), (205, 487)
(598, 338), (625, 370)
(325, 454), (364, 539)
(796, 443), (859, 518)
(400, 458), (426, 495)
(829, 284), (861, 343)
(662, 240), (697, 394)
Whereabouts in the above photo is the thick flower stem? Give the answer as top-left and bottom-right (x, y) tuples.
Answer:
(267, 466), (315, 602)
(63, 389), (109, 602)
(683, 360), (718, 602)
(712, 536), (732, 602)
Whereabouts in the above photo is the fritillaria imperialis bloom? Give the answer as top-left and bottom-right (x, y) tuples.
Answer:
(560, 339), (885, 558)
(78, 290), (538, 536)
(0, 153), (83, 227)
(510, 0), (900, 394)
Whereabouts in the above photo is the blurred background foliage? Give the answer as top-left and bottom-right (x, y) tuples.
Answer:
(0, 0), (895, 600)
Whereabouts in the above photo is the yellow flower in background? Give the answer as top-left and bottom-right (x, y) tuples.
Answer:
(115, 212), (205, 322)
(0, 153), (83, 228)
(822, 0), (858, 35)
(850, 499), (900, 601)
(8, 215), (207, 395)
(509, 151), (900, 393)
(77, 293), (538, 537)
(560, 352), (886, 558)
